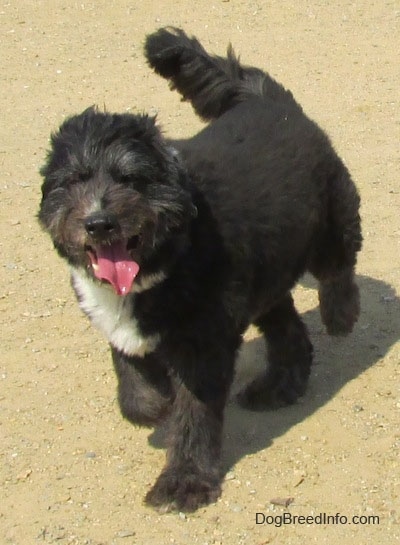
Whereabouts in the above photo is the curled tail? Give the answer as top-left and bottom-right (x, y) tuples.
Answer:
(145, 27), (300, 121)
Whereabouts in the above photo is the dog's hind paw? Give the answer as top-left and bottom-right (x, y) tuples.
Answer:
(145, 465), (221, 512)
(236, 365), (309, 411)
(319, 278), (360, 336)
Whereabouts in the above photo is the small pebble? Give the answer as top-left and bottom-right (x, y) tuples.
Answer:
(85, 451), (96, 458)
(270, 497), (294, 508)
(116, 530), (136, 538)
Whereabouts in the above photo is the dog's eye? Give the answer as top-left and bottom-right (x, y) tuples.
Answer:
(66, 176), (84, 187)
(117, 173), (149, 193)
(133, 178), (150, 193)
(70, 170), (93, 184)
(110, 168), (132, 184)
(118, 174), (132, 184)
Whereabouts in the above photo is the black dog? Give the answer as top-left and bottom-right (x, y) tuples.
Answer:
(38, 28), (362, 512)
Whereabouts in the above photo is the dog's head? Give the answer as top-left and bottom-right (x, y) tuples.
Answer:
(39, 107), (196, 295)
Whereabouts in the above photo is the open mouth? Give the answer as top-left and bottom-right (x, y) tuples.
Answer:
(85, 235), (141, 296)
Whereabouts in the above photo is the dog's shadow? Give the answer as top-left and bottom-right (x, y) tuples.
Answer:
(149, 274), (399, 472)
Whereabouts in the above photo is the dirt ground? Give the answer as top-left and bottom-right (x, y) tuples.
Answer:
(1, 1), (399, 544)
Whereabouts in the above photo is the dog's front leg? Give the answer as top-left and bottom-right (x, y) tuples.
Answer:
(145, 379), (227, 512)
(111, 347), (174, 427)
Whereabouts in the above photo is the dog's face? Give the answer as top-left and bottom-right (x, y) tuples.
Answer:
(39, 107), (195, 295)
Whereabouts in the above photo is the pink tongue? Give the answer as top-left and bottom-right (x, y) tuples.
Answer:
(92, 241), (139, 296)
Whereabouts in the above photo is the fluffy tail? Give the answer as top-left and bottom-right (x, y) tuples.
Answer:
(145, 27), (300, 121)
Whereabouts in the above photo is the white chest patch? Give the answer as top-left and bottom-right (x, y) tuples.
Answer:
(71, 269), (161, 358)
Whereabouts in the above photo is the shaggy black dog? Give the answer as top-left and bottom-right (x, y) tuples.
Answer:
(38, 27), (362, 512)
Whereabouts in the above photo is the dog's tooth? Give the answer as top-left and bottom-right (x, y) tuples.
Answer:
(92, 263), (99, 271)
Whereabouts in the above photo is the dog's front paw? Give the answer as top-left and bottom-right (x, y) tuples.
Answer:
(145, 466), (221, 512)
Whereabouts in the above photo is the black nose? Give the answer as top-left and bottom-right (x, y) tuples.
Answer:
(85, 212), (120, 240)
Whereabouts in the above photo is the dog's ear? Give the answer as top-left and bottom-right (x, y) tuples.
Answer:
(137, 115), (179, 172)
(39, 107), (99, 196)
(142, 138), (197, 238)
(137, 117), (194, 196)
(165, 146), (198, 219)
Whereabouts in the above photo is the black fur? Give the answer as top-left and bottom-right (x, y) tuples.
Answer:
(38, 27), (362, 512)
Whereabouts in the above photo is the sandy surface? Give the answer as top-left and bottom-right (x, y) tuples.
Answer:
(1, 1), (399, 543)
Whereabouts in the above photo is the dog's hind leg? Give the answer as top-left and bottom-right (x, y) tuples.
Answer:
(310, 164), (362, 335)
(317, 267), (360, 336)
(111, 347), (174, 427)
(237, 293), (313, 410)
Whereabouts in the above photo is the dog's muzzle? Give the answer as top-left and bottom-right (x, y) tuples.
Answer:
(85, 211), (121, 241)
(84, 211), (140, 296)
